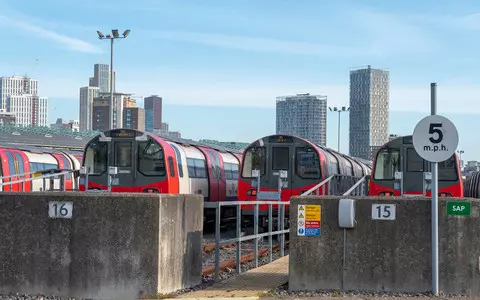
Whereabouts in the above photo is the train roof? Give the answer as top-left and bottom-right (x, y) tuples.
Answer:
(0, 126), (93, 150)
(0, 142), (82, 155)
(89, 129), (245, 154)
(157, 134), (244, 154)
(244, 134), (373, 166)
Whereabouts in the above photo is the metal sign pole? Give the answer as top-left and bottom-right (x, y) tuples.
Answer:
(413, 83), (458, 296)
(430, 82), (439, 295)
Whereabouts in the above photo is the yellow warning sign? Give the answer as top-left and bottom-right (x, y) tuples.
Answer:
(299, 206), (304, 211)
(299, 213), (304, 218)
(305, 205), (321, 221)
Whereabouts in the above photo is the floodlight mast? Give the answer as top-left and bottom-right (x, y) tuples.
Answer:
(96, 29), (131, 130)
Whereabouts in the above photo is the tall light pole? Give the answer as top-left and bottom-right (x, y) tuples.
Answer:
(328, 106), (349, 152)
(96, 29), (130, 130)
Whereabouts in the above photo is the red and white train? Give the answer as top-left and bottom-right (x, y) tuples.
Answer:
(79, 129), (243, 220)
(238, 134), (372, 226)
(0, 143), (83, 192)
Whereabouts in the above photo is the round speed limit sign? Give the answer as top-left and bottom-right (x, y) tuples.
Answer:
(412, 115), (459, 163)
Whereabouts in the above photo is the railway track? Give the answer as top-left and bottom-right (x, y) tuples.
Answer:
(201, 226), (290, 280)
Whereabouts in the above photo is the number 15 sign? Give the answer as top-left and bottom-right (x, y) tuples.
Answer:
(372, 204), (396, 220)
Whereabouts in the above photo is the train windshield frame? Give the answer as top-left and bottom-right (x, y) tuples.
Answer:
(241, 146), (266, 178)
(373, 148), (400, 180)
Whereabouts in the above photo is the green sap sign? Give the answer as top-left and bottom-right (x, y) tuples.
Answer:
(446, 201), (471, 216)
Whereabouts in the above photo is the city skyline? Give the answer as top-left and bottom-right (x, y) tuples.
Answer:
(0, 0), (479, 160)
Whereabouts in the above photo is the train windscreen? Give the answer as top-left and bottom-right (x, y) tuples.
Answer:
(137, 139), (166, 176)
(373, 148), (400, 180)
(295, 147), (321, 179)
(241, 147), (266, 178)
(438, 155), (458, 181)
(114, 141), (133, 167)
(84, 137), (108, 174)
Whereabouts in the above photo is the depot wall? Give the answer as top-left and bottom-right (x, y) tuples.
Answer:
(0, 192), (203, 300)
(289, 196), (480, 295)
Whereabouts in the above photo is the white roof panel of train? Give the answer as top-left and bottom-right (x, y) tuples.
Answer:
(23, 152), (57, 164)
(218, 152), (238, 164)
(180, 144), (205, 160)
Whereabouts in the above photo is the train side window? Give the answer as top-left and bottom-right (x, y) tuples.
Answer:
(44, 163), (58, 171)
(30, 162), (38, 173)
(206, 151), (217, 179)
(406, 148), (424, 172)
(5, 152), (16, 175)
(224, 163), (233, 180)
(272, 147), (289, 170)
(209, 151), (221, 180)
(194, 159), (207, 178)
(373, 148), (400, 180)
(138, 140), (166, 176)
(295, 147), (321, 179)
(438, 155), (458, 181)
(12, 153), (24, 176)
(232, 163), (239, 179)
(241, 147), (266, 178)
(84, 138), (108, 175)
(170, 144), (184, 178)
(168, 156), (175, 177)
(214, 153), (222, 180)
(114, 142), (132, 167)
(187, 158), (196, 178)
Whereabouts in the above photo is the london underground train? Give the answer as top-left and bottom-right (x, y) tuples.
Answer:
(0, 143), (82, 192)
(238, 134), (372, 225)
(78, 129), (243, 219)
(369, 135), (463, 197)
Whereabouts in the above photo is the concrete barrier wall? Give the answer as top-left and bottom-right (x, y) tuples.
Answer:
(0, 192), (203, 300)
(289, 196), (480, 295)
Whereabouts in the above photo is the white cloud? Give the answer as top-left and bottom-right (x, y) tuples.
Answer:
(153, 30), (369, 57)
(0, 15), (102, 54)
(112, 76), (480, 115)
(347, 9), (437, 56)
(42, 67), (480, 115)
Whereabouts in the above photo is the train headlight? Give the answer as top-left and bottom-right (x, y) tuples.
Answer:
(439, 192), (452, 197)
(379, 192), (394, 196)
(143, 188), (159, 193)
(246, 189), (257, 196)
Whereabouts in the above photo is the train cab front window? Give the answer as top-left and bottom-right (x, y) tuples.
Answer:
(295, 147), (321, 179)
(114, 142), (132, 167)
(84, 138), (108, 175)
(373, 148), (400, 180)
(272, 147), (289, 170)
(138, 139), (166, 176)
(406, 148), (424, 172)
(438, 155), (458, 181)
(241, 147), (266, 178)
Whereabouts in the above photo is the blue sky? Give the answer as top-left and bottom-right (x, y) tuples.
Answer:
(1, 0), (480, 160)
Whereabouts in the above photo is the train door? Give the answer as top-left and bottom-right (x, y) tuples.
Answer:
(109, 138), (136, 191)
(268, 145), (293, 201)
(4, 150), (20, 192)
(12, 151), (31, 192)
(402, 146), (427, 195)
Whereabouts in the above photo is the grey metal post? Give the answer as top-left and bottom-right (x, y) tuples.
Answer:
(337, 111), (341, 152)
(430, 82), (439, 295)
(110, 38), (114, 130)
(236, 205), (241, 273)
(254, 203), (259, 268)
(214, 204), (221, 280)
